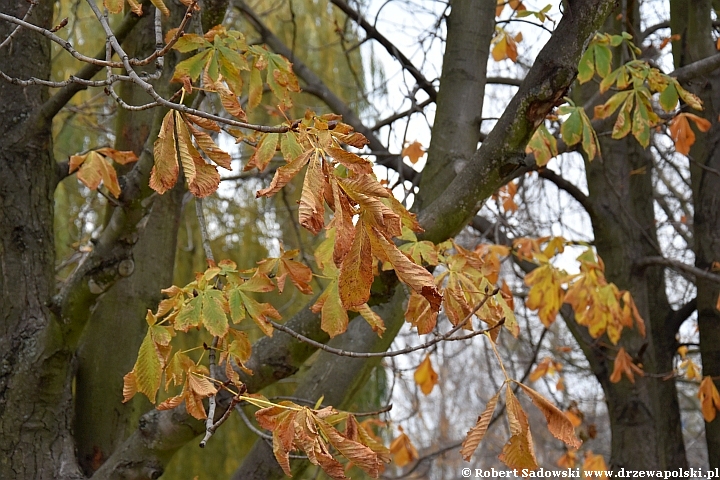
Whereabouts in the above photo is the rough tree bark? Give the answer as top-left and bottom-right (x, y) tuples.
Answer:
(670, 0), (720, 468)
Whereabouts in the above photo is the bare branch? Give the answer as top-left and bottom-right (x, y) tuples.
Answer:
(636, 256), (720, 284)
(672, 52), (720, 83)
(329, 0), (438, 102)
(0, 0), (36, 50)
(234, 0), (418, 179)
(537, 167), (596, 219)
(267, 289), (500, 359)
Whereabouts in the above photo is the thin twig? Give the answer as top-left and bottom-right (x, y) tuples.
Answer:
(268, 288), (501, 359)
(0, 1), (37, 50)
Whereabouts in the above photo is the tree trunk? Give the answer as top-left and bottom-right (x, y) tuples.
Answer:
(670, 0), (720, 468)
(73, 8), (185, 473)
(0, 1), (84, 477)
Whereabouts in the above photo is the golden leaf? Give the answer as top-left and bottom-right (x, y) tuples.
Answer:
(699, 376), (720, 422)
(389, 427), (418, 468)
(414, 354), (439, 395)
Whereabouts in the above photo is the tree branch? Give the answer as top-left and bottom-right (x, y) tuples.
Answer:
(671, 52), (720, 83)
(537, 167), (596, 219)
(635, 256), (720, 284)
(666, 297), (698, 337)
(233, 0), (417, 180)
(416, 0), (617, 243)
(328, 0), (437, 102)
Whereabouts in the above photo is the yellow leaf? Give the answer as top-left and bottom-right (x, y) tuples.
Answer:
(339, 221), (373, 308)
(414, 354), (438, 395)
(389, 427), (418, 468)
(699, 376), (720, 422)
(582, 451), (608, 477)
(401, 141), (425, 164)
(460, 389), (501, 460)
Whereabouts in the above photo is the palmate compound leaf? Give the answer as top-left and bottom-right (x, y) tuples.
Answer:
(699, 376), (720, 422)
(256, 246), (314, 294)
(516, 382), (582, 449)
(69, 150), (134, 198)
(669, 112), (712, 155)
(609, 347), (644, 384)
(460, 389), (501, 461)
(524, 263), (566, 327)
(226, 276), (281, 337)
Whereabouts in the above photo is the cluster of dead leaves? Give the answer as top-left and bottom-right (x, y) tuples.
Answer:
(255, 401), (390, 479)
(69, 148), (138, 198)
(403, 240), (517, 339)
(250, 113), (443, 336)
(460, 381), (581, 470)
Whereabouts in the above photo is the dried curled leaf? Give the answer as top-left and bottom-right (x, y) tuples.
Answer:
(461, 389), (501, 460)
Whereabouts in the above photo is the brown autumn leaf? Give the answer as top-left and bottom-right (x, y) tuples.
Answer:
(150, 111), (180, 194)
(460, 389), (501, 461)
(404, 291), (438, 335)
(401, 141), (425, 164)
(516, 382), (582, 449)
(698, 376), (720, 422)
(609, 347), (644, 384)
(413, 354), (438, 395)
(338, 220), (373, 308)
(371, 227), (442, 311)
(298, 153), (327, 234)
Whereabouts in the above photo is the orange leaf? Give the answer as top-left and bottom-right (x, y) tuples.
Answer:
(609, 347), (643, 384)
(669, 112), (712, 155)
(699, 376), (720, 422)
(389, 427), (418, 468)
(401, 141), (425, 164)
(582, 451), (608, 476)
(414, 354), (438, 395)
